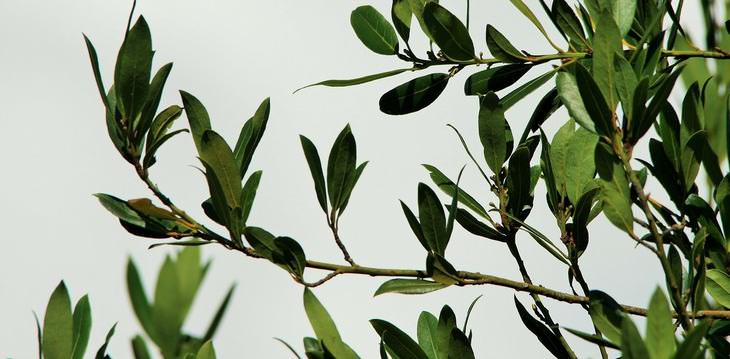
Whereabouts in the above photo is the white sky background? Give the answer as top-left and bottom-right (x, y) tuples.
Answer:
(0, 1), (709, 358)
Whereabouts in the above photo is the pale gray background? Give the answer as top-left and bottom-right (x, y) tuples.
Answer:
(0, 1), (708, 358)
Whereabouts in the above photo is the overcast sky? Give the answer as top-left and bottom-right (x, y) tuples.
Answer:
(0, 1), (708, 358)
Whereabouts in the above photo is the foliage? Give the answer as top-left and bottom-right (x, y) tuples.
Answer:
(37, 0), (730, 357)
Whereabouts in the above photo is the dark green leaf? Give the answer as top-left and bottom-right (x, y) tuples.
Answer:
(447, 329), (475, 359)
(464, 64), (531, 96)
(300, 135), (328, 213)
(43, 281), (74, 359)
(114, 16), (153, 120)
(506, 145), (531, 218)
(514, 296), (570, 359)
(426, 253), (460, 286)
(374, 279), (448, 296)
(573, 187), (601, 255)
(422, 2), (475, 62)
(379, 73), (449, 115)
(338, 161), (368, 215)
(401, 200), (429, 251)
(233, 97), (270, 178)
(436, 306), (456, 359)
(423, 164), (488, 218)
(453, 208), (505, 242)
(478, 92), (507, 174)
(137, 63), (173, 142)
(94, 323), (116, 359)
(575, 64), (613, 136)
(327, 125), (357, 211)
(371, 319), (429, 359)
(83, 35), (109, 109)
(485, 25), (525, 62)
(351, 5), (399, 55)
(274, 236), (307, 277)
(418, 183), (447, 255)
(595, 144), (633, 233)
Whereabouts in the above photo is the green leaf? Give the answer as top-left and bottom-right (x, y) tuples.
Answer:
(296, 68), (411, 92)
(422, 2), (475, 62)
(203, 284), (236, 342)
(706, 269), (730, 308)
(564, 327), (619, 349)
(401, 200), (429, 251)
(646, 288), (675, 359)
(552, 0), (589, 50)
(514, 297), (570, 359)
(418, 183), (447, 255)
(114, 16), (153, 121)
(71, 295), (92, 359)
(485, 25), (526, 62)
(371, 319), (429, 359)
(509, 0), (561, 51)
(436, 306), (456, 358)
(126, 259), (156, 342)
(300, 135), (328, 213)
(557, 71), (595, 133)
(501, 68), (557, 110)
(137, 63), (173, 143)
(374, 279), (448, 296)
(152, 256), (184, 356)
(303, 289), (358, 359)
(43, 281), (74, 359)
(327, 125), (357, 211)
(338, 161), (368, 215)
(83, 35), (109, 109)
(274, 236), (307, 277)
(716, 174), (730, 236)
(506, 145), (531, 218)
(550, 120), (598, 204)
(595, 144), (633, 233)
(478, 92), (507, 175)
(587, 290), (626, 345)
(351, 5), (399, 55)
(452, 207), (505, 241)
(200, 130), (242, 218)
(673, 321), (710, 359)
(392, 0), (412, 41)
(379, 73), (450, 115)
(196, 341), (217, 359)
(447, 329), (475, 359)
(572, 187), (601, 255)
(94, 323), (116, 359)
(464, 64), (531, 96)
(180, 91), (212, 154)
(575, 63), (613, 136)
(131, 335), (152, 359)
(426, 253), (460, 286)
(592, 11), (622, 109)
(233, 97), (270, 178)
(614, 55), (637, 124)
(621, 319), (650, 359)
(274, 338), (303, 359)
(417, 312), (440, 359)
(423, 164), (488, 218)
(241, 170), (262, 224)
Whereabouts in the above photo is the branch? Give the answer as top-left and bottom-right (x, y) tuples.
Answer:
(303, 259), (730, 320)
